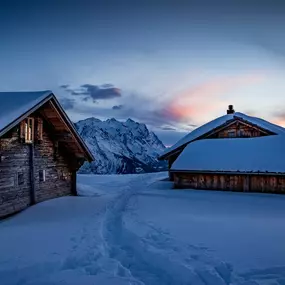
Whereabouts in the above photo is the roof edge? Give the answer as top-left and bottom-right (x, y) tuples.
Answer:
(170, 169), (285, 176)
(158, 113), (284, 160)
(0, 91), (53, 137)
(0, 91), (94, 162)
(50, 95), (94, 162)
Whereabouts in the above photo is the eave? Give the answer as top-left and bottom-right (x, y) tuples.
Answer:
(170, 169), (285, 176)
(158, 116), (277, 161)
(0, 92), (94, 162)
(0, 91), (53, 137)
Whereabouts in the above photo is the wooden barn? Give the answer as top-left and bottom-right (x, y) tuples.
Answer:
(0, 91), (94, 218)
(158, 105), (285, 193)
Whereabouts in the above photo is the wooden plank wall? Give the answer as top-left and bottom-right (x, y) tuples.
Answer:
(0, 131), (31, 217)
(173, 172), (285, 193)
(33, 121), (73, 203)
(208, 121), (264, 138)
(0, 114), (76, 218)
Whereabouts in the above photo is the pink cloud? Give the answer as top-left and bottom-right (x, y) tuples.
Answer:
(163, 72), (266, 123)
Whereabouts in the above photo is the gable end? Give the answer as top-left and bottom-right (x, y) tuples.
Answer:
(203, 118), (276, 139)
(159, 117), (277, 161)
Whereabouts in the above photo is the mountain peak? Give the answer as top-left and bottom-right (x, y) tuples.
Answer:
(126, 118), (136, 124)
(75, 117), (167, 174)
(106, 117), (118, 123)
(77, 117), (102, 124)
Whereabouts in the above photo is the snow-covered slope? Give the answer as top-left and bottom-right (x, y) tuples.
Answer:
(75, 117), (167, 174)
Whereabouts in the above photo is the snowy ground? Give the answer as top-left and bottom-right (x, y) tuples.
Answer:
(1, 173), (285, 285)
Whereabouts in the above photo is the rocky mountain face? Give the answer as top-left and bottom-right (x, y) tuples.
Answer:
(75, 117), (167, 174)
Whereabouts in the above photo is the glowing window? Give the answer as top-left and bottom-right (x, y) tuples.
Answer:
(25, 118), (34, 143)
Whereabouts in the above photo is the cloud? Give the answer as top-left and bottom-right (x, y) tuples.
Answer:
(160, 73), (265, 123)
(270, 109), (285, 127)
(161, 126), (177, 131)
(80, 84), (121, 100)
(60, 98), (75, 110)
(60, 83), (121, 102)
(61, 83), (122, 102)
(112, 104), (124, 110)
(59, 72), (266, 133)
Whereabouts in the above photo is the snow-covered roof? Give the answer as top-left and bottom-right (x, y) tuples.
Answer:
(171, 135), (285, 174)
(0, 90), (53, 136)
(0, 90), (94, 161)
(159, 112), (285, 159)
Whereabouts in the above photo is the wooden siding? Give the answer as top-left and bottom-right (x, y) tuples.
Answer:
(173, 172), (285, 193)
(0, 113), (78, 218)
(206, 120), (268, 139)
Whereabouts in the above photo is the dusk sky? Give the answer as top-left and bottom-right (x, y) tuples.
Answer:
(1, 0), (285, 145)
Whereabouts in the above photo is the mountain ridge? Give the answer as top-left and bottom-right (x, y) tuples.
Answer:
(75, 117), (167, 174)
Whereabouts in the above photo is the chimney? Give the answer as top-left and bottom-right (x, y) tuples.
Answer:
(227, 105), (235, 114)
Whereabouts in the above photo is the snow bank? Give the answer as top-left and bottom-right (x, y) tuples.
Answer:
(172, 135), (285, 173)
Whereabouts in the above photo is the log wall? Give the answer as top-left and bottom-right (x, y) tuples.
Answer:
(173, 172), (285, 193)
(0, 114), (75, 218)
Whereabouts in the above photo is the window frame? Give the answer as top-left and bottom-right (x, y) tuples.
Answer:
(39, 169), (46, 182)
(25, 117), (35, 143)
(227, 130), (236, 138)
(17, 172), (24, 186)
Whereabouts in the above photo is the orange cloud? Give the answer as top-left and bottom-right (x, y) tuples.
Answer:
(274, 119), (285, 127)
(272, 115), (285, 127)
(164, 72), (266, 123)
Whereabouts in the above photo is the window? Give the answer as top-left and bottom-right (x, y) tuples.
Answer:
(228, 130), (235, 138)
(237, 129), (245, 137)
(17, 172), (24, 185)
(58, 170), (69, 181)
(39, 170), (46, 182)
(25, 117), (34, 143)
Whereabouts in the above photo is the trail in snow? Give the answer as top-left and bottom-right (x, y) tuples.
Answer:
(100, 174), (243, 285)
(2, 173), (285, 285)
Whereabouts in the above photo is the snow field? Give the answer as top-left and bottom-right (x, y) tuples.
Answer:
(1, 173), (285, 284)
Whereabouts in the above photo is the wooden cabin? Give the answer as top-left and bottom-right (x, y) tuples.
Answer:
(0, 91), (94, 218)
(159, 105), (285, 193)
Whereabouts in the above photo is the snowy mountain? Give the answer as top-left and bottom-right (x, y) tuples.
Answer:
(75, 117), (167, 174)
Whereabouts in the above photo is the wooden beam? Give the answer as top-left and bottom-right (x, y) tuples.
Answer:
(48, 100), (86, 154)
(29, 144), (36, 205)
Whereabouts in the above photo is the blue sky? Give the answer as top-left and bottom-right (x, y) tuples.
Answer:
(1, 0), (285, 145)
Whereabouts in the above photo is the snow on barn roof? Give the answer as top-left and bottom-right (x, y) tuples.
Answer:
(0, 90), (53, 135)
(171, 135), (285, 174)
(159, 112), (285, 159)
